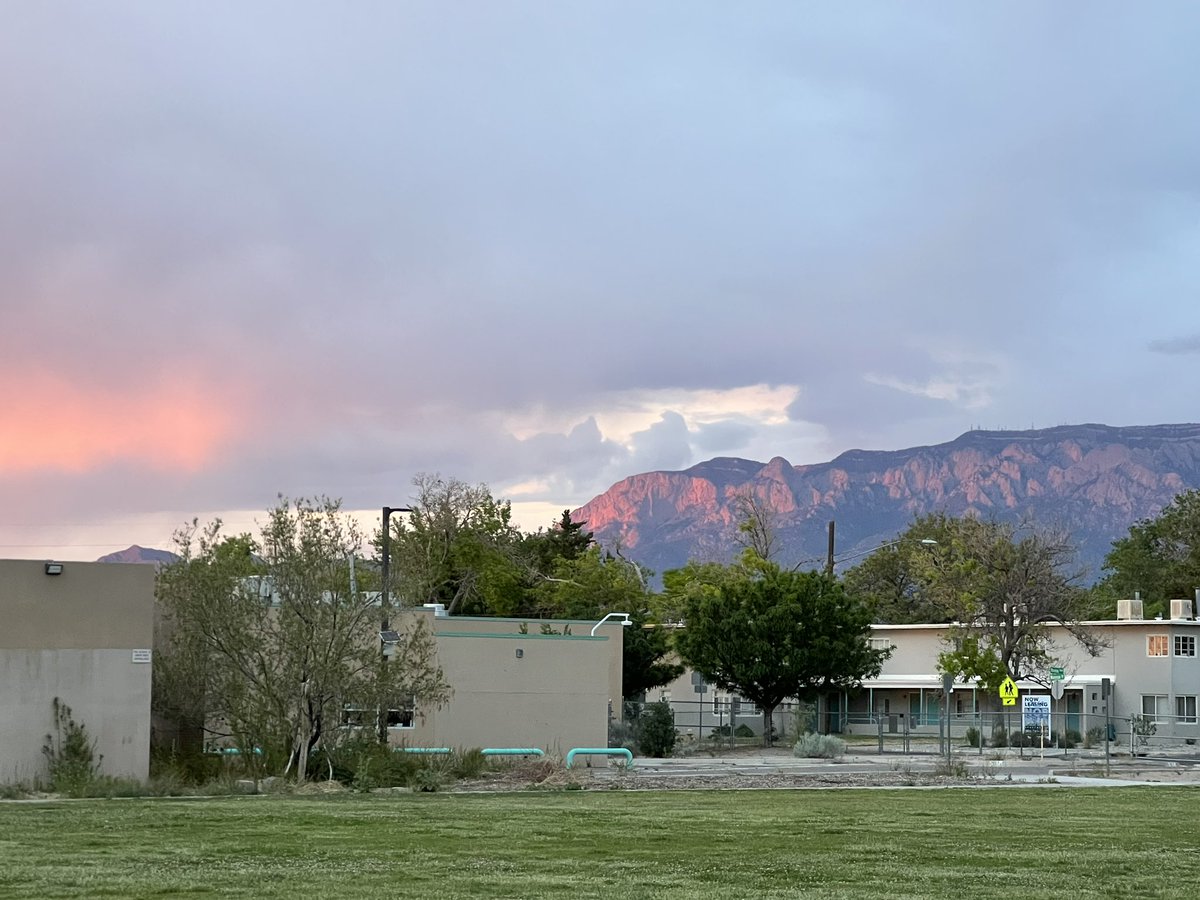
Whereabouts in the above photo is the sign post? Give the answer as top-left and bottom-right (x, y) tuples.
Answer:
(1102, 677), (1112, 777)
(1023, 695), (1051, 758)
(1050, 678), (1064, 746)
(692, 672), (706, 743)
(942, 674), (954, 761)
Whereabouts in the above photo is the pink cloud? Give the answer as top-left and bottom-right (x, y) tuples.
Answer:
(0, 371), (238, 474)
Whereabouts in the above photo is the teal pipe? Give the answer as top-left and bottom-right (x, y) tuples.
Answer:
(565, 747), (633, 769)
(206, 747), (263, 755)
(481, 748), (545, 757)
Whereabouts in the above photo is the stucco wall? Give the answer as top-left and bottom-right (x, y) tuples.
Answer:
(0, 560), (155, 783)
(385, 612), (619, 752)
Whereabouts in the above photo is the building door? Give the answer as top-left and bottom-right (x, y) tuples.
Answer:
(1067, 693), (1081, 734)
(909, 692), (922, 726)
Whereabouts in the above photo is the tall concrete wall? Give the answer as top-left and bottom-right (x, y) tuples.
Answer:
(0, 560), (155, 783)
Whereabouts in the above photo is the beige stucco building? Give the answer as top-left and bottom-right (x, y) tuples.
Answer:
(0, 559), (155, 784)
(654, 599), (1200, 745)
(386, 609), (624, 752)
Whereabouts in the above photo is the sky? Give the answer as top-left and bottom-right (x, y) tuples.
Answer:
(2, 2), (1199, 560)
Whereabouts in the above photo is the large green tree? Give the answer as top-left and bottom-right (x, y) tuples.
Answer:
(156, 498), (450, 782)
(672, 559), (888, 744)
(1098, 489), (1200, 619)
(841, 513), (957, 624)
(533, 547), (682, 700)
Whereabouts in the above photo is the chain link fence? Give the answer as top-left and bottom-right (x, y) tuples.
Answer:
(621, 698), (1200, 756)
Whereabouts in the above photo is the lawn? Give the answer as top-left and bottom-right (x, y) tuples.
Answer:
(0, 787), (1196, 899)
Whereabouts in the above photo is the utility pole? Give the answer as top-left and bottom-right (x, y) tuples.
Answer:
(825, 521), (836, 576)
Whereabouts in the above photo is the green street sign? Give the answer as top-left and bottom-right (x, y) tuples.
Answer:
(1050, 667), (1065, 681)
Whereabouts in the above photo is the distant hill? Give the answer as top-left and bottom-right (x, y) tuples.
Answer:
(96, 545), (180, 566)
(573, 423), (1200, 581)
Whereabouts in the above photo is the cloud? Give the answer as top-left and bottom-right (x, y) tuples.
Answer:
(3, 3), (1200, 558)
(1148, 335), (1200, 355)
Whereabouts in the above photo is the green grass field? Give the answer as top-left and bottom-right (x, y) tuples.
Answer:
(1, 788), (1196, 899)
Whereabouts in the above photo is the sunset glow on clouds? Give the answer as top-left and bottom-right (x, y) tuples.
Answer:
(0, 373), (237, 474)
(1, 3), (1198, 559)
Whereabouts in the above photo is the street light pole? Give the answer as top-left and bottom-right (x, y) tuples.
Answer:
(378, 505), (412, 744)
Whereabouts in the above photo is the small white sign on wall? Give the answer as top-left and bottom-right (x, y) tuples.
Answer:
(131, 649), (152, 664)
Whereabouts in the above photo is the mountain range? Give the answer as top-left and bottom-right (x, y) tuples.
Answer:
(571, 423), (1200, 581)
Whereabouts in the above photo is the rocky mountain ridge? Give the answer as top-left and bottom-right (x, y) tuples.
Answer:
(572, 423), (1200, 580)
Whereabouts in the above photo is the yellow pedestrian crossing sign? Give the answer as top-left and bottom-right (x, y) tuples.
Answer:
(999, 676), (1018, 706)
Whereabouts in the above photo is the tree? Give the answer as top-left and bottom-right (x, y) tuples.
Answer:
(381, 474), (528, 616)
(730, 491), (780, 562)
(841, 513), (958, 624)
(1098, 489), (1200, 618)
(673, 561), (888, 745)
(533, 547), (682, 700)
(523, 509), (593, 575)
(156, 498), (451, 782)
(924, 517), (1106, 690)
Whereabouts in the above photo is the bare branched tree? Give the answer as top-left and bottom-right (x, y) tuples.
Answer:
(730, 491), (780, 562)
(928, 517), (1108, 690)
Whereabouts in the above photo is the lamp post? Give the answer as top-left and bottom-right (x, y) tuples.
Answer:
(592, 614), (638, 643)
(378, 505), (412, 744)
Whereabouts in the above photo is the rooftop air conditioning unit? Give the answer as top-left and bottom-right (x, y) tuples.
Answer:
(1116, 598), (1144, 621)
(423, 603), (449, 618)
(1170, 598), (1194, 621)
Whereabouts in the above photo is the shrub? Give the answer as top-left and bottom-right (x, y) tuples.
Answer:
(637, 701), (678, 758)
(1084, 726), (1106, 749)
(150, 747), (223, 785)
(793, 733), (846, 759)
(991, 724), (1008, 748)
(965, 727), (982, 748)
(451, 748), (489, 780)
(934, 757), (971, 778)
(1061, 729), (1082, 750)
(410, 767), (444, 793)
(42, 698), (101, 797)
(0, 783), (30, 800)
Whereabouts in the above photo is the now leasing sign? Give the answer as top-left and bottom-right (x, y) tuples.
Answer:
(1022, 695), (1051, 732)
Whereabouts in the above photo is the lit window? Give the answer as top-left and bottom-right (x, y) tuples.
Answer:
(1147, 635), (1169, 657)
(1142, 694), (1169, 724)
(1174, 635), (1196, 658)
(1176, 696), (1197, 724)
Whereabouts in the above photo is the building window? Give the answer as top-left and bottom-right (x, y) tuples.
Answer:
(1142, 695), (1170, 724)
(387, 698), (416, 729)
(1174, 635), (1196, 658)
(869, 638), (894, 652)
(1176, 696), (1197, 725)
(1147, 634), (1169, 657)
(341, 701), (416, 730)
